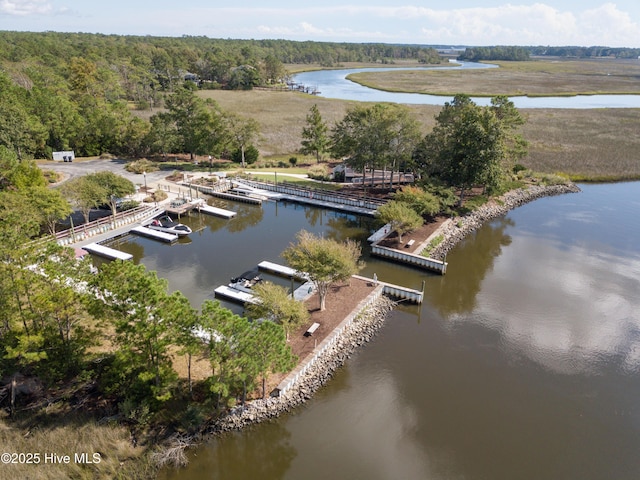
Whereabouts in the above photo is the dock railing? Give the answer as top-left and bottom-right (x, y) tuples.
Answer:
(54, 205), (163, 246)
(237, 178), (386, 211)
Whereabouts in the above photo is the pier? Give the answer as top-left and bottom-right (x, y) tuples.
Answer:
(131, 226), (178, 243)
(195, 203), (237, 219)
(235, 178), (383, 216)
(352, 274), (424, 303)
(82, 243), (133, 261)
(257, 260), (309, 280)
(213, 285), (257, 304)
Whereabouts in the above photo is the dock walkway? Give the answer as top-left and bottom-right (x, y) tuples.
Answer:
(235, 179), (382, 217)
(83, 243), (133, 261)
(258, 260), (309, 280)
(196, 203), (237, 219)
(131, 226), (178, 243)
(214, 285), (257, 304)
(352, 274), (423, 303)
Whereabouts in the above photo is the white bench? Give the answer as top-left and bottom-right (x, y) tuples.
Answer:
(405, 239), (415, 248)
(305, 322), (320, 336)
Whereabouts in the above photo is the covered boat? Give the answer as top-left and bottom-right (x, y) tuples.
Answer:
(229, 268), (263, 293)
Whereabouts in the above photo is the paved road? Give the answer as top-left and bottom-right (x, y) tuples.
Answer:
(40, 158), (169, 188)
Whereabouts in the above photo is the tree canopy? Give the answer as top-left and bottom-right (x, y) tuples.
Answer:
(331, 103), (421, 185)
(376, 200), (423, 243)
(282, 230), (363, 311)
(414, 94), (527, 204)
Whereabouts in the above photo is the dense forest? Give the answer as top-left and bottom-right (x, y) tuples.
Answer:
(528, 45), (640, 58)
(0, 31), (443, 160)
(459, 44), (640, 61)
(458, 46), (531, 61)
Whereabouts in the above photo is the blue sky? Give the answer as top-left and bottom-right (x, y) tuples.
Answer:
(1, 1), (639, 47)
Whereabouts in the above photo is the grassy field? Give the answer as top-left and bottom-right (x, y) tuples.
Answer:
(0, 412), (153, 480)
(346, 58), (640, 97)
(201, 66), (640, 181)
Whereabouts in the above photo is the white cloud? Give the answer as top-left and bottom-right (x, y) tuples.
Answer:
(414, 3), (638, 46)
(450, 237), (640, 375)
(0, 0), (53, 15)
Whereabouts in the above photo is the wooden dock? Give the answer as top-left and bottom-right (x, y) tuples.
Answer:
(131, 226), (178, 243)
(83, 242), (133, 261)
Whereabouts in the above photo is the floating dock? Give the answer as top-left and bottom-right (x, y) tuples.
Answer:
(83, 242), (133, 261)
(196, 203), (237, 219)
(257, 260), (308, 280)
(131, 226), (178, 243)
(214, 285), (257, 304)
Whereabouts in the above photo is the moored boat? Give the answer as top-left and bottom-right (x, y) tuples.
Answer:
(229, 268), (263, 293)
(148, 215), (192, 236)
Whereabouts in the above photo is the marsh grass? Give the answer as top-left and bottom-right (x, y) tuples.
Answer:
(0, 411), (152, 480)
(523, 108), (640, 180)
(198, 69), (639, 181)
(346, 58), (640, 97)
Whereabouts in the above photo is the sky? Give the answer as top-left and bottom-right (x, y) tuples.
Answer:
(1, 0), (640, 48)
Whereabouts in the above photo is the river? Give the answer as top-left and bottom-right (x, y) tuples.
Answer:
(292, 62), (640, 108)
(145, 181), (640, 480)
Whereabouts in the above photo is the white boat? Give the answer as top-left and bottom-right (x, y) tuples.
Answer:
(148, 215), (192, 236)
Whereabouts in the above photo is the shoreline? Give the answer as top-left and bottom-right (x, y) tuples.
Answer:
(207, 294), (397, 434)
(428, 182), (581, 261)
(155, 181), (581, 469)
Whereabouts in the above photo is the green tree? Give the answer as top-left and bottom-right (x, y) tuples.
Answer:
(164, 87), (227, 160)
(300, 104), (329, 163)
(89, 261), (177, 403)
(170, 291), (200, 396)
(88, 171), (136, 219)
(225, 113), (259, 167)
(282, 230), (363, 311)
(0, 72), (47, 159)
(147, 112), (179, 159)
(61, 175), (106, 224)
(262, 54), (286, 85)
(28, 187), (72, 236)
(200, 300), (250, 408)
(490, 95), (529, 169)
(29, 243), (97, 379)
(244, 320), (296, 399)
(392, 185), (440, 218)
(416, 94), (507, 204)
(245, 282), (310, 340)
(331, 103), (420, 186)
(376, 200), (423, 243)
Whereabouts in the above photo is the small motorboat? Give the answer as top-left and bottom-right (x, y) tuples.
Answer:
(148, 215), (192, 236)
(229, 268), (263, 293)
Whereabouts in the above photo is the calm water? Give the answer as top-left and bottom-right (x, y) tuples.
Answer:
(293, 63), (640, 108)
(144, 182), (640, 480)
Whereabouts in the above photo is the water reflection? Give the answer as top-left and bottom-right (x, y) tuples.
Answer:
(227, 203), (264, 233)
(169, 422), (296, 480)
(425, 217), (513, 316)
(469, 235), (640, 375)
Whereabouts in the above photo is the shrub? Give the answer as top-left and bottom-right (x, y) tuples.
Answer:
(421, 234), (444, 257)
(289, 156), (298, 166)
(307, 164), (329, 181)
(126, 158), (158, 174)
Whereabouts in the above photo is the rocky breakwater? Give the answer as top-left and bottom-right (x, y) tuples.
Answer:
(209, 295), (397, 434)
(429, 183), (581, 261)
